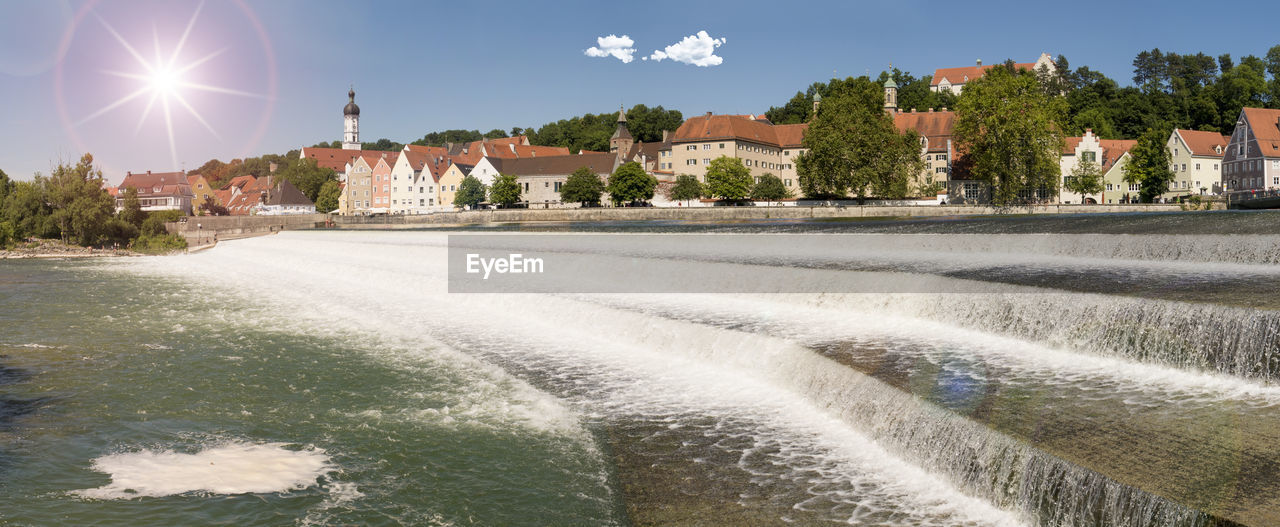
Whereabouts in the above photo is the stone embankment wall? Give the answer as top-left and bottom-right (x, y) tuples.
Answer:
(329, 204), (1185, 228)
(165, 214), (330, 247)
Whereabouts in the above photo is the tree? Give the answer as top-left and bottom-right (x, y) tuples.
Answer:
(275, 157), (337, 202)
(119, 186), (145, 228)
(606, 162), (656, 205)
(454, 175), (487, 209)
(954, 65), (1066, 205)
(0, 168), (10, 205)
(2, 180), (55, 239)
(489, 173), (521, 208)
(1123, 128), (1176, 202)
(704, 156), (753, 201)
(750, 173), (790, 204)
(45, 154), (115, 246)
(559, 166), (605, 206)
(1063, 159), (1105, 199)
(669, 175), (704, 205)
(315, 180), (341, 213)
(796, 77), (925, 200)
(198, 195), (230, 216)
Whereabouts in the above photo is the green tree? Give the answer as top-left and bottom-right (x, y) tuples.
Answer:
(559, 166), (605, 206)
(198, 195), (229, 216)
(140, 210), (183, 237)
(0, 168), (10, 205)
(704, 156), (753, 201)
(954, 65), (1066, 205)
(750, 173), (790, 204)
(1063, 159), (1105, 199)
(489, 173), (521, 208)
(668, 174), (704, 205)
(118, 186), (144, 228)
(315, 180), (341, 213)
(796, 78), (925, 200)
(2, 180), (55, 239)
(275, 157), (337, 202)
(606, 162), (657, 205)
(45, 154), (115, 246)
(1122, 128), (1176, 202)
(454, 175), (487, 209)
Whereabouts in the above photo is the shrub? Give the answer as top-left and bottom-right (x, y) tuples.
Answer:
(130, 233), (188, 254)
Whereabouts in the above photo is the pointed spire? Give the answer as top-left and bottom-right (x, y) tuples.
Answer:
(617, 104), (627, 123)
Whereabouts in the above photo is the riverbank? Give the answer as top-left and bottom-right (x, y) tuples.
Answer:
(0, 239), (135, 259)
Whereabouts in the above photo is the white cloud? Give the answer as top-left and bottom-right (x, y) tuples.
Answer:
(644, 31), (726, 67)
(584, 34), (636, 63)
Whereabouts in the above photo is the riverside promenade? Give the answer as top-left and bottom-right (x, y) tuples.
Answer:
(166, 203), (1186, 246)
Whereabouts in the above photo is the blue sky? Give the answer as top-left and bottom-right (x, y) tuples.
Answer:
(2, 0), (1278, 184)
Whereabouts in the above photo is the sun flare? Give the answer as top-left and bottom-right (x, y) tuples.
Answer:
(73, 1), (264, 168)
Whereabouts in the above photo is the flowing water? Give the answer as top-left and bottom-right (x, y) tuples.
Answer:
(2, 211), (1279, 526)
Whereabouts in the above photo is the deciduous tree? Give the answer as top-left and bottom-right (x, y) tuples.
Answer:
(559, 166), (605, 206)
(45, 154), (115, 246)
(750, 173), (790, 204)
(454, 175), (487, 209)
(668, 175), (703, 205)
(489, 173), (521, 208)
(1122, 128), (1176, 203)
(704, 156), (752, 201)
(315, 180), (341, 213)
(1064, 158), (1105, 198)
(954, 65), (1066, 204)
(606, 162), (656, 205)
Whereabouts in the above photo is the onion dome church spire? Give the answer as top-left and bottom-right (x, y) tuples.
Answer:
(342, 87), (361, 150)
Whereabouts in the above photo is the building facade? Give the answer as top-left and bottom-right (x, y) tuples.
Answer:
(1222, 107), (1280, 192)
(1166, 129), (1227, 198)
(116, 170), (194, 215)
(669, 113), (807, 190)
(930, 53), (1057, 94)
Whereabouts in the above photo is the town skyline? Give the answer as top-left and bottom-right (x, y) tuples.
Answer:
(2, 0), (1277, 184)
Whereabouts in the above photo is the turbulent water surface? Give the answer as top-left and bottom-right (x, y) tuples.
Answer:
(2, 212), (1279, 526)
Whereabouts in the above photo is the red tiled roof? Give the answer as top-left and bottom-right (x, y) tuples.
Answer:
(672, 114), (795, 147)
(225, 190), (263, 215)
(774, 124), (807, 148)
(301, 147), (364, 172)
(486, 153), (618, 177)
(1241, 108), (1280, 155)
(931, 62), (1036, 86)
(1099, 140), (1137, 172)
(120, 171), (191, 197)
(1063, 136), (1084, 154)
(893, 110), (956, 152)
(1175, 129), (1228, 157)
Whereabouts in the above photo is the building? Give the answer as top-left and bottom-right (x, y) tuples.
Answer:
(437, 162), (472, 209)
(668, 113), (807, 190)
(186, 173), (219, 214)
(1059, 130), (1137, 204)
(930, 53), (1056, 94)
(892, 109), (958, 198)
(486, 153), (619, 208)
(1222, 107), (1280, 192)
(390, 145), (451, 214)
(1166, 129), (1227, 198)
(343, 88), (360, 150)
(116, 170), (194, 214)
(256, 179), (316, 215)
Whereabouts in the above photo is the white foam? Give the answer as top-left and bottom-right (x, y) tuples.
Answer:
(76, 442), (331, 499)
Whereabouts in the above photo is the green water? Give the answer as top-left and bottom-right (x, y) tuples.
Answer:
(0, 260), (622, 526)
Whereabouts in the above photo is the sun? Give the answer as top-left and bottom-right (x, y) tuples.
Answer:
(72, 1), (264, 168)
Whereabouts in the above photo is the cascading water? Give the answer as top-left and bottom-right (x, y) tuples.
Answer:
(4, 217), (1277, 526)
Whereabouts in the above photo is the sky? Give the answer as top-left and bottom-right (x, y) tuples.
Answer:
(2, 0), (1279, 185)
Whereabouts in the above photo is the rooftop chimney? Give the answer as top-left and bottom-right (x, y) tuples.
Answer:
(976, 59), (983, 66)
(268, 162), (278, 173)
(662, 130), (670, 142)
(705, 111), (712, 117)
(147, 170), (152, 175)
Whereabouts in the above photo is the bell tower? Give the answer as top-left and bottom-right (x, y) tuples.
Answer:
(883, 78), (898, 113)
(609, 105), (634, 155)
(343, 87), (361, 150)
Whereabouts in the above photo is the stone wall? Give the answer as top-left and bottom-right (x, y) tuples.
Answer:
(329, 204), (1185, 228)
(165, 214), (331, 247)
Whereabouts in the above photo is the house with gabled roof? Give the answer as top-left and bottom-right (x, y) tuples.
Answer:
(486, 153), (620, 208)
(186, 173), (219, 214)
(390, 144), (452, 214)
(1222, 107), (1280, 192)
(669, 113), (807, 192)
(116, 170), (195, 214)
(1059, 130), (1137, 204)
(930, 53), (1056, 94)
(1167, 129), (1227, 197)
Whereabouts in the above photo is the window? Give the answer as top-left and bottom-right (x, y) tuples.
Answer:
(524, 182), (529, 191)
(1195, 163), (1200, 171)
(1181, 164), (1186, 172)
(1274, 176), (1280, 186)
(687, 145), (697, 151)
(554, 181), (562, 192)
(1106, 183), (1114, 191)
(963, 182), (980, 200)
(544, 182), (549, 188)
(687, 159), (697, 165)
(719, 143), (725, 149)
(785, 179), (792, 187)
(450, 185), (455, 191)
(703, 144), (711, 150)
(1129, 183), (1140, 191)
(937, 154), (949, 162)
(703, 159), (710, 165)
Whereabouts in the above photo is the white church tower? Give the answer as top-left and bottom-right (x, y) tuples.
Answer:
(342, 87), (360, 150)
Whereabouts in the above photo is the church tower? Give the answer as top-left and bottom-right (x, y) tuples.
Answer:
(609, 105), (633, 155)
(343, 87), (361, 150)
(883, 78), (898, 113)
